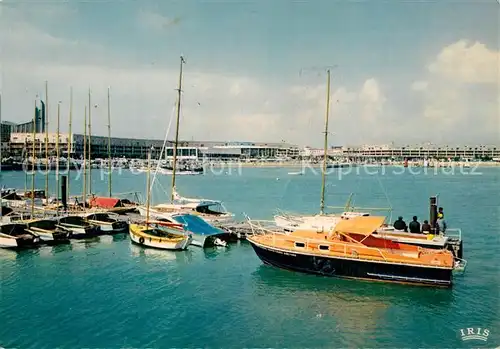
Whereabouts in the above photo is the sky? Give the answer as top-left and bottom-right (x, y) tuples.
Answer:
(0, 0), (498, 147)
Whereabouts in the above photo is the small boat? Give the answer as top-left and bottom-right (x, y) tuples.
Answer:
(129, 221), (192, 250)
(247, 215), (466, 287)
(287, 171), (304, 176)
(169, 213), (230, 248)
(83, 212), (129, 234)
(0, 223), (40, 249)
(24, 219), (71, 245)
(57, 215), (100, 239)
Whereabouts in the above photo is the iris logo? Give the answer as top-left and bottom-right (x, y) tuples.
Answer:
(458, 327), (490, 342)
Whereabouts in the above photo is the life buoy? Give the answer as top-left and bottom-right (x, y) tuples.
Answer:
(139, 237), (145, 244)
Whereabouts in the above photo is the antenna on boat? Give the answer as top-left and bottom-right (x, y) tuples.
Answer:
(319, 69), (331, 215)
(170, 55), (186, 203)
(107, 86), (112, 197)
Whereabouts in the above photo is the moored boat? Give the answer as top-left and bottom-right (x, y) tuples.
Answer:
(57, 215), (100, 239)
(0, 223), (40, 249)
(129, 221), (192, 250)
(83, 212), (129, 234)
(169, 213), (230, 247)
(24, 219), (71, 245)
(247, 216), (466, 287)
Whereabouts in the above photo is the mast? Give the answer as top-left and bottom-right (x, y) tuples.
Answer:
(170, 55), (185, 202)
(31, 99), (36, 217)
(83, 106), (87, 209)
(0, 93), (2, 218)
(107, 86), (112, 197)
(146, 147), (152, 229)
(56, 102), (61, 215)
(319, 69), (331, 215)
(44, 81), (49, 204)
(87, 88), (92, 195)
(68, 87), (73, 201)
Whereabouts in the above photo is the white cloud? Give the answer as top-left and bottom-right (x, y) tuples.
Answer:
(428, 40), (500, 84)
(411, 80), (428, 91)
(137, 9), (181, 31)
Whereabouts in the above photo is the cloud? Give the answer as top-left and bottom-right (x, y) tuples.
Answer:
(411, 80), (428, 92)
(137, 9), (181, 31)
(428, 40), (500, 84)
(1, 5), (497, 147)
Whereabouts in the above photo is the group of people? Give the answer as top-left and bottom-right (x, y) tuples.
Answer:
(393, 207), (447, 234)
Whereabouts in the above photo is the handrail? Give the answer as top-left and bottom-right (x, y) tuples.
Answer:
(444, 228), (462, 240)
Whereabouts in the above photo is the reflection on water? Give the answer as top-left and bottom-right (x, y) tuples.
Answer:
(99, 235), (114, 245)
(251, 264), (455, 346)
(129, 243), (194, 263)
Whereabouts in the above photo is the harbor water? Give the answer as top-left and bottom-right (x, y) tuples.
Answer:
(1, 166), (499, 347)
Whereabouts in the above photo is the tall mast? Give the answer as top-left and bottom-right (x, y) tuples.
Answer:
(146, 147), (152, 229)
(319, 69), (331, 215)
(44, 81), (49, 204)
(31, 99), (36, 217)
(56, 102), (61, 215)
(0, 93), (2, 218)
(107, 86), (112, 197)
(68, 87), (73, 200)
(87, 87), (92, 195)
(170, 55), (185, 202)
(83, 106), (87, 209)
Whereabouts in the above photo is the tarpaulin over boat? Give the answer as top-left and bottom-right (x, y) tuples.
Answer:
(333, 216), (386, 235)
(171, 213), (224, 236)
(89, 197), (123, 209)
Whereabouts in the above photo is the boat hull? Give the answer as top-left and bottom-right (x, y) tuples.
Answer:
(249, 240), (453, 287)
(129, 230), (191, 250)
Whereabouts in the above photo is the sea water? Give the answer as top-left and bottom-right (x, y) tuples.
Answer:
(0, 166), (499, 348)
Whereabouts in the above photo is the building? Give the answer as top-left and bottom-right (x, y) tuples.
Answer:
(8, 101), (46, 134)
(7, 133), (301, 161)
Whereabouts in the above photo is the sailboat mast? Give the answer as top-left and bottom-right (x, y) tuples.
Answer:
(107, 87), (112, 197)
(68, 87), (73, 199)
(319, 69), (331, 215)
(146, 147), (152, 229)
(83, 106), (87, 209)
(88, 88), (92, 195)
(31, 99), (36, 217)
(56, 102), (61, 215)
(170, 55), (185, 202)
(0, 93), (2, 218)
(44, 81), (49, 204)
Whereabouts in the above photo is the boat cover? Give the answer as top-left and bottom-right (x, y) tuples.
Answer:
(171, 213), (223, 236)
(333, 216), (386, 235)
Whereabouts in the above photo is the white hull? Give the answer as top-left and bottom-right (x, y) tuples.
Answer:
(129, 230), (191, 250)
(0, 236), (18, 248)
(274, 211), (370, 232)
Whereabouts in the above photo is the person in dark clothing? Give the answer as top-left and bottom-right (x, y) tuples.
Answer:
(421, 220), (431, 233)
(393, 216), (407, 232)
(408, 216), (420, 234)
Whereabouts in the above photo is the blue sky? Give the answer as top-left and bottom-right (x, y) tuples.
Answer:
(1, 0), (498, 146)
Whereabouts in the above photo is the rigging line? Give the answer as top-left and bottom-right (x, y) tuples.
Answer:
(374, 171), (393, 222)
(150, 101), (177, 190)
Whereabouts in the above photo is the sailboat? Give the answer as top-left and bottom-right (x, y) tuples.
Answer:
(136, 56), (232, 247)
(274, 71), (370, 232)
(129, 148), (192, 250)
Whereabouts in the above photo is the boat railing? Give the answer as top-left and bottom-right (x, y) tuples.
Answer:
(444, 228), (462, 241)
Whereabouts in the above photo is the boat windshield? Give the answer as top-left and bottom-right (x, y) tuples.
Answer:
(171, 214), (223, 236)
(195, 203), (225, 216)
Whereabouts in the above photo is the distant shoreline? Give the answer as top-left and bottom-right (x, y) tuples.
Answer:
(206, 161), (500, 168)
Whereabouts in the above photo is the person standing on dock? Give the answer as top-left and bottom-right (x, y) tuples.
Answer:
(437, 207), (447, 234)
(409, 216), (420, 234)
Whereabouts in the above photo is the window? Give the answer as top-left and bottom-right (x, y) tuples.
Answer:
(295, 242), (305, 248)
(319, 245), (329, 251)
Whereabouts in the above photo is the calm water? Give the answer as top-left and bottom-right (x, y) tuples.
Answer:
(1, 166), (499, 348)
